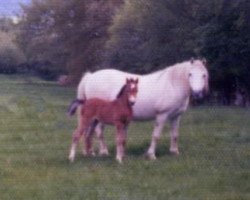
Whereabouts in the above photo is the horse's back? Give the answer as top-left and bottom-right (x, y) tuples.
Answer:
(83, 69), (136, 100)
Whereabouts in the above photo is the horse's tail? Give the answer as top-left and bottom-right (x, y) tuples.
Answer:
(67, 72), (92, 116)
(67, 99), (85, 116)
(77, 72), (91, 100)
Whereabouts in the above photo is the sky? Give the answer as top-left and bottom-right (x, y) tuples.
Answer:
(0, 0), (31, 16)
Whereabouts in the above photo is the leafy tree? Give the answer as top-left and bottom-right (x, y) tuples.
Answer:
(0, 17), (15, 32)
(0, 31), (26, 73)
(195, 0), (250, 103)
(0, 17), (26, 74)
(18, 0), (123, 80)
(105, 0), (200, 73)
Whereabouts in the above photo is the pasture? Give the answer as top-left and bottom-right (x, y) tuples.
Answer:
(0, 75), (249, 200)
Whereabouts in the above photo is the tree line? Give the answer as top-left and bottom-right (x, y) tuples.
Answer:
(0, 0), (249, 105)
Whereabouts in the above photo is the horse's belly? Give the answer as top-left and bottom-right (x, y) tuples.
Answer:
(132, 103), (156, 121)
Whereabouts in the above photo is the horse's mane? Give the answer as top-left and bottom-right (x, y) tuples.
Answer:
(158, 61), (191, 79)
(116, 84), (127, 99)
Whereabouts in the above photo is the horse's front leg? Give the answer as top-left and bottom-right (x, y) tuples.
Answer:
(169, 115), (181, 155)
(95, 123), (109, 156)
(146, 113), (167, 160)
(115, 123), (127, 164)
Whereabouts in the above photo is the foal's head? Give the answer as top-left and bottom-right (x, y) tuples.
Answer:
(116, 78), (139, 105)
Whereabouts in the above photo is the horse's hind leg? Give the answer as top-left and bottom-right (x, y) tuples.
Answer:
(95, 123), (109, 156)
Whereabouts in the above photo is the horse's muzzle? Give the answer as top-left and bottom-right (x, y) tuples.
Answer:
(192, 91), (204, 99)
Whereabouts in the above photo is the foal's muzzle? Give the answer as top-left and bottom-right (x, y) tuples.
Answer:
(128, 101), (135, 106)
(128, 95), (136, 106)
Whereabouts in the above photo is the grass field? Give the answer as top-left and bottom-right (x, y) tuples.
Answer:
(0, 75), (249, 200)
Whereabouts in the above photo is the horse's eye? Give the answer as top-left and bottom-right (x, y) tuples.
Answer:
(203, 74), (206, 78)
(188, 73), (192, 77)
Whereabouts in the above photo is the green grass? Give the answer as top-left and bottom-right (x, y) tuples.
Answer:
(0, 74), (249, 200)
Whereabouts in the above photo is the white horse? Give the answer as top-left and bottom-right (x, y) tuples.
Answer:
(68, 58), (209, 160)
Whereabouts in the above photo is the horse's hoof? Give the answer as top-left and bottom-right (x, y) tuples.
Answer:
(117, 159), (123, 164)
(116, 156), (123, 164)
(145, 152), (157, 160)
(170, 149), (180, 155)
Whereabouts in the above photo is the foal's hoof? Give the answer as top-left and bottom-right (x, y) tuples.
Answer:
(145, 152), (157, 160)
(99, 149), (109, 156)
(69, 150), (75, 162)
(83, 150), (96, 157)
(68, 155), (75, 163)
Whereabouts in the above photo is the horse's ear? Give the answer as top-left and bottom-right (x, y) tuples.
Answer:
(202, 58), (207, 65)
(135, 78), (139, 84)
(126, 78), (129, 83)
(204, 73), (209, 95)
(190, 57), (195, 64)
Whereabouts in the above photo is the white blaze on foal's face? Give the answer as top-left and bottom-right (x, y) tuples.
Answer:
(126, 78), (138, 105)
(130, 83), (136, 90)
(128, 84), (137, 104)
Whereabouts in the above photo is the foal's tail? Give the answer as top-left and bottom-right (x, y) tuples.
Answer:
(67, 99), (85, 116)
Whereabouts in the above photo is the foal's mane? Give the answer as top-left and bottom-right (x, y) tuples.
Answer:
(116, 84), (127, 99)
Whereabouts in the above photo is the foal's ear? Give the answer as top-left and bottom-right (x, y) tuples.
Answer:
(135, 78), (139, 84)
(126, 78), (129, 83)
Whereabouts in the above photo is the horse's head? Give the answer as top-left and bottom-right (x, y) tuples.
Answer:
(117, 78), (139, 105)
(188, 58), (209, 99)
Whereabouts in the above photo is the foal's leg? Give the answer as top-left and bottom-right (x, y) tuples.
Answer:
(146, 113), (168, 160)
(83, 120), (96, 156)
(69, 124), (85, 162)
(169, 115), (181, 155)
(115, 123), (127, 163)
(95, 123), (109, 156)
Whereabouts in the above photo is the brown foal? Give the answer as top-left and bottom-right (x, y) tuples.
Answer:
(69, 78), (139, 163)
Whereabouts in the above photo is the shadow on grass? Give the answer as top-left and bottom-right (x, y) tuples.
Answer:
(109, 142), (171, 158)
(44, 142), (175, 168)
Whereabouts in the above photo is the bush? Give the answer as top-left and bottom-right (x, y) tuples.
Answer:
(31, 61), (59, 80)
